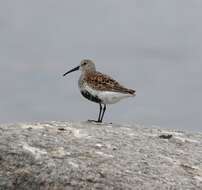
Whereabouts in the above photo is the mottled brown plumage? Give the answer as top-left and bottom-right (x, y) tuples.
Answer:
(85, 71), (135, 95)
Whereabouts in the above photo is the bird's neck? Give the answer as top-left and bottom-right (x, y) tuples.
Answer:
(82, 69), (96, 75)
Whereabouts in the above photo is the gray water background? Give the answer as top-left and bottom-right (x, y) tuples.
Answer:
(0, 0), (202, 132)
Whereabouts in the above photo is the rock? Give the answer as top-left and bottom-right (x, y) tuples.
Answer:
(0, 121), (202, 190)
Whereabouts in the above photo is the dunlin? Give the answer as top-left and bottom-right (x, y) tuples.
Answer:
(63, 59), (136, 123)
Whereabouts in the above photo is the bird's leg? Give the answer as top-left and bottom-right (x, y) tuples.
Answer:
(98, 103), (103, 122)
(100, 104), (106, 122)
(88, 103), (102, 123)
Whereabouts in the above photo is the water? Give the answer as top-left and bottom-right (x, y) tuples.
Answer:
(0, 0), (202, 131)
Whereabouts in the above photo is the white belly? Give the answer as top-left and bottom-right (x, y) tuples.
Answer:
(98, 91), (133, 104)
(82, 84), (134, 105)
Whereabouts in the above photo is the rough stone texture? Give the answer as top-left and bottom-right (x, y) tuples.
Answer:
(0, 121), (202, 190)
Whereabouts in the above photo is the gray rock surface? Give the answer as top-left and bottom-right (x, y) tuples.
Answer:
(0, 121), (202, 190)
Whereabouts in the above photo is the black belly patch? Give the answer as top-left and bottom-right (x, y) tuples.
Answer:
(81, 90), (102, 103)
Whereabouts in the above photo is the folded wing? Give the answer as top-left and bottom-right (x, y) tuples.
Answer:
(85, 72), (136, 95)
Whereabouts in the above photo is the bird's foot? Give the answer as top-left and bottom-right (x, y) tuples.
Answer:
(87, 119), (102, 123)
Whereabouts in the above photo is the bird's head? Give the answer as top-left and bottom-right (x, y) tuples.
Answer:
(80, 59), (96, 72)
(63, 59), (96, 77)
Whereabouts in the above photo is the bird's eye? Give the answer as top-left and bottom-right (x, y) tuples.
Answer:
(83, 62), (87, 65)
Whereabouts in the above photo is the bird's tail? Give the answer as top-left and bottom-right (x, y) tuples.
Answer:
(127, 89), (136, 96)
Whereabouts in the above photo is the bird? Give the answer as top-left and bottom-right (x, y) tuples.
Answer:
(63, 59), (136, 123)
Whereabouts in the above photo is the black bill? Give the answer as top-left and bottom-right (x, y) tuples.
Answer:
(63, 66), (80, 76)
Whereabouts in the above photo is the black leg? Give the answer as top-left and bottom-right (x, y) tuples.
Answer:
(98, 103), (102, 122)
(100, 104), (106, 122)
(88, 104), (105, 123)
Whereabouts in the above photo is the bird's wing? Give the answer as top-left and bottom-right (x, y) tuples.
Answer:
(85, 72), (135, 95)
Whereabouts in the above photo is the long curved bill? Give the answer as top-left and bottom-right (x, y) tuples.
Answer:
(63, 66), (80, 76)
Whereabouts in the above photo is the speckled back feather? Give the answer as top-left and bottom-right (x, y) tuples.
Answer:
(85, 71), (135, 95)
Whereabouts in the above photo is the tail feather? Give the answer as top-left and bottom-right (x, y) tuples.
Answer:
(127, 89), (136, 95)
(117, 87), (136, 96)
